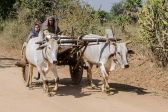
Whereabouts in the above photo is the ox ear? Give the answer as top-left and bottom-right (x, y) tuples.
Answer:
(36, 43), (47, 50)
(35, 40), (45, 45)
(128, 49), (135, 54)
(125, 40), (132, 45)
(46, 35), (51, 39)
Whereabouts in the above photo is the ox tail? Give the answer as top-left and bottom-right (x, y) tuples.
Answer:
(34, 72), (41, 80)
(22, 66), (27, 82)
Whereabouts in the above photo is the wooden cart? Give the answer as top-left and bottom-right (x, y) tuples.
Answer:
(22, 35), (119, 84)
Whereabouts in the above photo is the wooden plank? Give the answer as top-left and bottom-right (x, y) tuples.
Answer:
(57, 38), (121, 44)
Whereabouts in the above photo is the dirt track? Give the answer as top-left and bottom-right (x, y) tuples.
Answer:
(0, 58), (168, 112)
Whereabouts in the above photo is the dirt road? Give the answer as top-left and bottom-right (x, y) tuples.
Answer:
(0, 58), (168, 112)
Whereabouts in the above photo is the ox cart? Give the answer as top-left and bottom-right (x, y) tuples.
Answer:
(22, 35), (119, 84)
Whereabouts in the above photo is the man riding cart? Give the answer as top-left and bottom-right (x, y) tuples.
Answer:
(15, 16), (60, 67)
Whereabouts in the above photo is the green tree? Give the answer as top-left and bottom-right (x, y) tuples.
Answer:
(110, 1), (130, 32)
(97, 10), (108, 25)
(56, 0), (103, 35)
(0, 0), (16, 19)
(19, 0), (59, 22)
(0, 0), (105, 49)
(123, 0), (142, 23)
(110, 2), (124, 16)
(123, 0), (142, 13)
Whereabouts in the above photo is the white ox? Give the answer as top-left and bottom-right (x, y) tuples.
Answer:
(82, 34), (116, 92)
(82, 34), (132, 92)
(25, 36), (59, 93)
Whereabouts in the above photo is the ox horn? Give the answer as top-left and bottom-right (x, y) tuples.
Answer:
(125, 40), (132, 44)
(36, 43), (47, 50)
(35, 40), (46, 45)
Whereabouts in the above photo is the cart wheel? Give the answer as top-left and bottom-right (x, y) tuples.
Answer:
(69, 63), (83, 84)
(22, 64), (29, 82)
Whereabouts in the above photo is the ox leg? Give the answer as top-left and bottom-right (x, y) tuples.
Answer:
(110, 62), (116, 72)
(37, 67), (48, 93)
(43, 63), (50, 74)
(86, 62), (96, 88)
(99, 63), (110, 92)
(26, 64), (30, 87)
(51, 64), (59, 92)
(26, 64), (33, 88)
(29, 64), (34, 89)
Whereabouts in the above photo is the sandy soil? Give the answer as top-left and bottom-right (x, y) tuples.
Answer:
(109, 53), (168, 97)
(0, 55), (168, 112)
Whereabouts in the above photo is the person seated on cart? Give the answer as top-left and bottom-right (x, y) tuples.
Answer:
(39, 16), (60, 39)
(15, 16), (61, 67)
(26, 23), (41, 43)
(15, 23), (41, 67)
(23, 16), (61, 80)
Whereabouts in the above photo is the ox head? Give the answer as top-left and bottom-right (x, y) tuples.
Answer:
(116, 42), (129, 69)
(110, 40), (134, 71)
(37, 38), (59, 64)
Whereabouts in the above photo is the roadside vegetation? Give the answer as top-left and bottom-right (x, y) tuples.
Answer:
(0, 0), (167, 67)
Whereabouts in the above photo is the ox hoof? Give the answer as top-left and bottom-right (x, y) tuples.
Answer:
(101, 86), (112, 93)
(48, 92), (53, 97)
(29, 86), (33, 90)
(52, 80), (59, 92)
(26, 84), (29, 87)
(105, 88), (115, 94)
(52, 88), (58, 93)
(52, 89), (58, 94)
(91, 84), (97, 89)
(49, 92), (56, 97)
(43, 87), (49, 93)
(44, 88), (49, 93)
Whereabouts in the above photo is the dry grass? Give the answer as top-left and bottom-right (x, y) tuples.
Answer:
(0, 19), (30, 49)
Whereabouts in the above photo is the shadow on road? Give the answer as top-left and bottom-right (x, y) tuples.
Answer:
(30, 77), (150, 97)
(55, 78), (92, 98)
(109, 83), (151, 95)
(0, 57), (18, 60)
(31, 78), (92, 98)
(0, 57), (18, 68)
(81, 78), (150, 95)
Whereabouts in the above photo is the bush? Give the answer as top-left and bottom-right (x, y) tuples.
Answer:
(0, 0), (106, 49)
(138, 0), (168, 67)
(56, 0), (103, 36)
(0, 19), (30, 49)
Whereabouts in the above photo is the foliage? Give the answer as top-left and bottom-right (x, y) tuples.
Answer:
(19, 0), (59, 22)
(0, 0), (16, 19)
(110, 2), (124, 16)
(53, 0), (104, 36)
(110, 0), (142, 26)
(123, 0), (142, 23)
(0, 0), (106, 49)
(123, 0), (142, 13)
(139, 0), (168, 67)
(109, 0), (142, 35)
